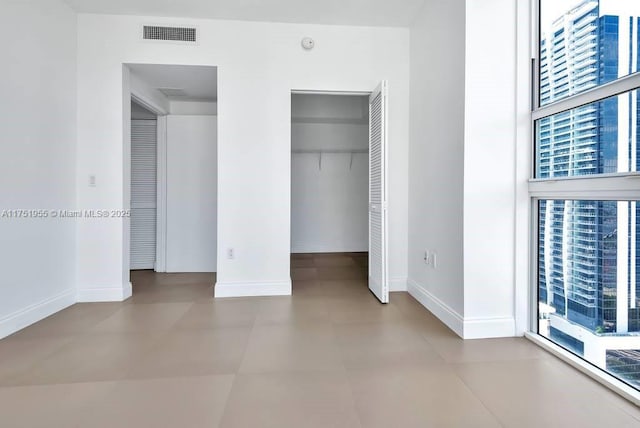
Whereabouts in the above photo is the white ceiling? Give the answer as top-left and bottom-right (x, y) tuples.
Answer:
(63, 0), (426, 27)
(129, 64), (217, 101)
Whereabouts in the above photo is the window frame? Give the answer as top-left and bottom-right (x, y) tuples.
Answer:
(528, 0), (640, 404)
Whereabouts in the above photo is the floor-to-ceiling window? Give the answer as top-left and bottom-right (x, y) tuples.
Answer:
(533, 0), (640, 391)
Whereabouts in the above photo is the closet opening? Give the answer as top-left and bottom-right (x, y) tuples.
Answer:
(290, 92), (372, 297)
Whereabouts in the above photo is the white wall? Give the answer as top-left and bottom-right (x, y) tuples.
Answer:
(166, 115), (218, 272)
(291, 95), (368, 253)
(292, 94), (367, 123)
(462, 0), (517, 338)
(408, 0), (520, 339)
(76, 14), (410, 298)
(0, 0), (77, 337)
(408, 0), (466, 333)
(170, 100), (217, 115)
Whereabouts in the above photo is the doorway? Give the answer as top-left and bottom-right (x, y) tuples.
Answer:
(125, 64), (218, 298)
(290, 87), (389, 302)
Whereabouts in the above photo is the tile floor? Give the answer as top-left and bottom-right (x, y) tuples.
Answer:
(1, 252), (639, 427)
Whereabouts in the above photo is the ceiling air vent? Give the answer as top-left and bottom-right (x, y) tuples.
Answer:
(143, 25), (196, 42)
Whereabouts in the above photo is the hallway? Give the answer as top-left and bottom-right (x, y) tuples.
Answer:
(0, 254), (639, 426)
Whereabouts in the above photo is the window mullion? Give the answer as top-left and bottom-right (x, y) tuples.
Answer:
(533, 72), (640, 121)
(529, 175), (640, 200)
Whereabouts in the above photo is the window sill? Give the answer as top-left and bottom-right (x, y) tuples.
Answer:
(525, 331), (640, 407)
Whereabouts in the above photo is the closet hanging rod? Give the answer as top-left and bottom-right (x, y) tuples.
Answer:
(291, 149), (368, 154)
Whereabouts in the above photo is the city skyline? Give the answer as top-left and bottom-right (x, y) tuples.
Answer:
(538, 0), (640, 387)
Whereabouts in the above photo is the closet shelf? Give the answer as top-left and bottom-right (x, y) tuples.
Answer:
(292, 149), (368, 170)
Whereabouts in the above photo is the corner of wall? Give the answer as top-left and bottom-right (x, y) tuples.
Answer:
(0, 289), (76, 340)
(462, 316), (517, 339)
(0, 0), (80, 339)
(390, 276), (408, 292)
(407, 278), (517, 339)
(407, 0), (466, 339)
(76, 282), (132, 303)
(407, 278), (464, 337)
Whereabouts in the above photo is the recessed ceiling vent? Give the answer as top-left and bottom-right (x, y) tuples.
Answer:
(143, 25), (196, 42)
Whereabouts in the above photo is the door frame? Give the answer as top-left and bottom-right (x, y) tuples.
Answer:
(290, 90), (372, 97)
(289, 87), (388, 297)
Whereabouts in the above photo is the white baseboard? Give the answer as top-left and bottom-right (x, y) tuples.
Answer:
(215, 280), (292, 298)
(290, 247), (368, 254)
(463, 316), (516, 339)
(407, 278), (464, 337)
(165, 267), (217, 273)
(0, 288), (76, 339)
(77, 282), (132, 303)
(407, 278), (516, 339)
(389, 276), (408, 292)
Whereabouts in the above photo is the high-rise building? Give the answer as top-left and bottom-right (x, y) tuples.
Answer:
(537, 0), (640, 381)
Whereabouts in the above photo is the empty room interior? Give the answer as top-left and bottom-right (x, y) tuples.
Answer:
(2, 0), (640, 426)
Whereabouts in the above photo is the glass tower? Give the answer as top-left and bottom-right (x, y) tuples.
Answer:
(538, 0), (640, 346)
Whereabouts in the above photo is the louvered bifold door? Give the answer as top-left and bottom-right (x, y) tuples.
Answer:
(130, 119), (157, 270)
(368, 81), (389, 303)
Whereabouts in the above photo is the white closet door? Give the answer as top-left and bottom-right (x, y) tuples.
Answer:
(130, 119), (157, 270)
(368, 81), (389, 303)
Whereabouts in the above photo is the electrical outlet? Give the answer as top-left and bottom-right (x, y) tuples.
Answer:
(424, 250), (437, 268)
(227, 248), (235, 260)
